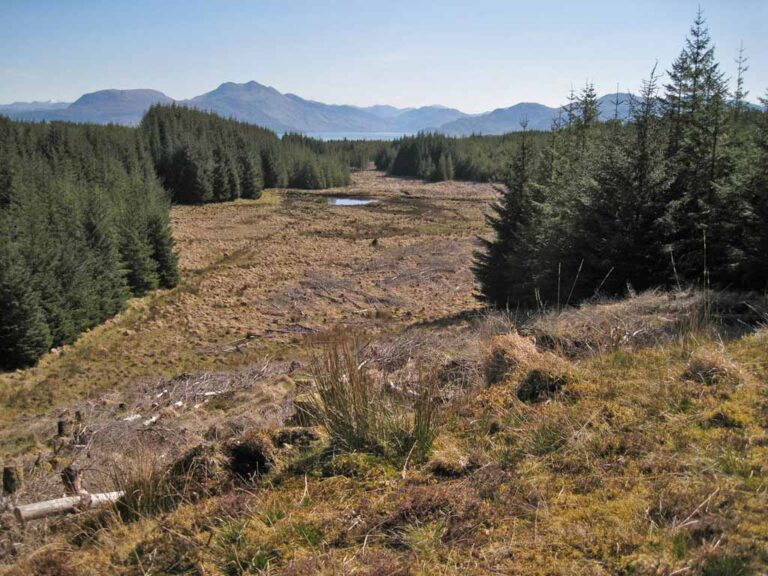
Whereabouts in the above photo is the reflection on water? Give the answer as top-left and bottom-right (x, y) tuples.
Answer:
(327, 197), (376, 206)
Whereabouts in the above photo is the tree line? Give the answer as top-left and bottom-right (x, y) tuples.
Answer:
(1, 106), (357, 370)
(141, 105), (350, 203)
(375, 132), (539, 183)
(0, 118), (179, 369)
(473, 12), (768, 306)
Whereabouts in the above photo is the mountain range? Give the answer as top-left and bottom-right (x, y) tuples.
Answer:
(2, 81), (633, 135)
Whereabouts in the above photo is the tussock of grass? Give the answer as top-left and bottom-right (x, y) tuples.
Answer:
(483, 331), (540, 385)
(683, 347), (744, 386)
(484, 331), (573, 402)
(427, 440), (480, 477)
(309, 334), (439, 458)
(112, 455), (183, 522)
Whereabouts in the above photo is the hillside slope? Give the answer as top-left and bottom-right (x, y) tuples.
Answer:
(0, 173), (765, 575)
(439, 93), (633, 135)
(11, 89), (173, 125)
(1, 84), (635, 133)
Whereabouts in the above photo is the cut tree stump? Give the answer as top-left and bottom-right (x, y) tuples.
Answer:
(61, 465), (82, 495)
(13, 491), (124, 523)
(57, 419), (71, 437)
(3, 465), (23, 495)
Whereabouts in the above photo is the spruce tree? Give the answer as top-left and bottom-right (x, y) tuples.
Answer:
(473, 125), (539, 307)
(262, 147), (288, 188)
(435, 154), (450, 182)
(733, 42), (749, 119)
(240, 153), (264, 199)
(0, 241), (52, 369)
(574, 66), (671, 297)
(119, 213), (160, 296)
(663, 9), (733, 286)
(81, 187), (129, 320)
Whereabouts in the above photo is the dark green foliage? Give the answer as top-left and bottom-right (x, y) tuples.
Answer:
(471, 12), (768, 308)
(472, 127), (540, 307)
(147, 212), (180, 289)
(0, 117), (178, 370)
(0, 241), (52, 370)
(373, 144), (396, 171)
(387, 131), (548, 184)
(570, 68), (672, 299)
(663, 10), (734, 286)
(389, 133), (459, 181)
(733, 90), (768, 290)
(239, 152), (263, 199)
(142, 105), (350, 202)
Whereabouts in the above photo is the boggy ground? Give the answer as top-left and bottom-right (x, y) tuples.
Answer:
(0, 171), (495, 457)
(0, 170), (497, 526)
(2, 172), (768, 575)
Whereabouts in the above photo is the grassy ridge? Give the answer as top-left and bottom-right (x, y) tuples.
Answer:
(4, 292), (767, 575)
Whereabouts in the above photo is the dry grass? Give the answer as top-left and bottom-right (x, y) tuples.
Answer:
(0, 171), (491, 456)
(309, 333), (439, 458)
(483, 331), (573, 402)
(2, 172), (768, 574)
(525, 289), (767, 357)
(683, 346), (745, 386)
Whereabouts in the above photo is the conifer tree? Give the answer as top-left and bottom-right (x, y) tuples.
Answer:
(445, 154), (455, 181)
(240, 153), (264, 199)
(120, 222), (160, 296)
(473, 124), (539, 307)
(435, 153), (450, 182)
(573, 66), (671, 297)
(733, 42), (749, 119)
(81, 187), (129, 320)
(576, 81), (600, 131)
(262, 147), (288, 188)
(146, 211), (179, 289)
(0, 241), (52, 369)
(663, 9), (734, 285)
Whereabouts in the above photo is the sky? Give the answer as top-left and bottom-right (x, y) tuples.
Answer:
(1, 0), (766, 113)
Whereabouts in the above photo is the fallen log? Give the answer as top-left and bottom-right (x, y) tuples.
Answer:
(13, 491), (124, 523)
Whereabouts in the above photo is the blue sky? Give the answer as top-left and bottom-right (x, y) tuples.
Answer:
(1, 0), (765, 112)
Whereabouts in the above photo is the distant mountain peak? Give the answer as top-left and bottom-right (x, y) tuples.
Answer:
(2, 83), (641, 134)
(70, 88), (172, 109)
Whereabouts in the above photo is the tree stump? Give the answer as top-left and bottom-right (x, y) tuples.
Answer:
(61, 465), (82, 495)
(57, 419), (71, 437)
(3, 465), (23, 495)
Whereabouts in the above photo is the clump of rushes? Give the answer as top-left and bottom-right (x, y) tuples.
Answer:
(112, 454), (183, 522)
(310, 334), (439, 458)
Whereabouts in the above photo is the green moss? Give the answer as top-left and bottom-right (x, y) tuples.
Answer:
(294, 522), (324, 548)
(701, 554), (752, 576)
(320, 452), (396, 480)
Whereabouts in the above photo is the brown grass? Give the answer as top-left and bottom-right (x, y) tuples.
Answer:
(2, 173), (768, 575)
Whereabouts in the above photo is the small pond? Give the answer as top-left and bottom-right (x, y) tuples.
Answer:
(326, 197), (376, 206)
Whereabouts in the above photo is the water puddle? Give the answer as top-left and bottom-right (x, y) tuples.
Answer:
(326, 197), (376, 206)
